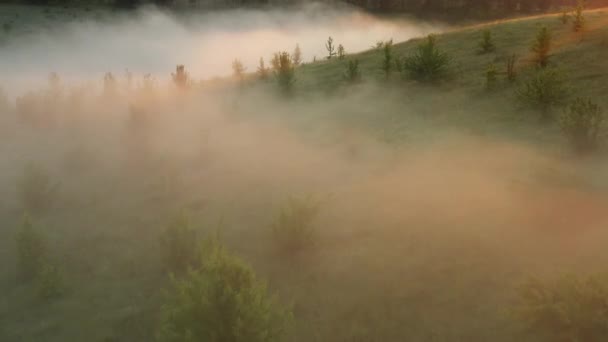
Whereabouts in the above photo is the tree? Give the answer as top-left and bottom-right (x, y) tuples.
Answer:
(18, 163), (57, 215)
(16, 214), (47, 282)
(506, 54), (518, 82)
(560, 97), (604, 153)
(160, 211), (199, 274)
(232, 59), (246, 83)
(344, 59), (362, 84)
(292, 44), (302, 66)
(479, 29), (496, 53)
(517, 68), (568, 119)
(514, 275), (608, 342)
(172, 65), (190, 90)
(257, 57), (270, 80)
(337, 44), (346, 59)
(381, 40), (393, 80)
(572, 0), (585, 32)
(274, 52), (295, 95)
(325, 36), (336, 59)
(158, 238), (292, 342)
(271, 195), (320, 254)
(532, 27), (552, 68)
(403, 35), (450, 82)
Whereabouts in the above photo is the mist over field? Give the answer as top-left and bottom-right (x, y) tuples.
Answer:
(2, 2), (608, 342)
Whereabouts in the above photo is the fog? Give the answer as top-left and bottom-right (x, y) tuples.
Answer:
(0, 3), (442, 96)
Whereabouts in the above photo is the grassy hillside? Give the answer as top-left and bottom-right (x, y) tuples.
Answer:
(2, 7), (608, 342)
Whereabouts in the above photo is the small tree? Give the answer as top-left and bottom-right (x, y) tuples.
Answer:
(159, 211), (199, 273)
(337, 44), (345, 59)
(514, 274), (608, 342)
(485, 63), (498, 90)
(560, 97), (604, 153)
(274, 52), (295, 95)
(158, 238), (292, 342)
(344, 59), (361, 84)
(292, 44), (302, 66)
(506, 54), (518, 82)
(16, 214), (47, 282)
(403, 35), (450, 82)
(257, 57), (270, 80)
(271, 196), (319, 254)
(517, 68), (568, 119)
(36, 263), (65, 300)
(270, 53), (280, 71)
(325, 36), (336, 59)
(172, 65), (190, 90)
(18, 163), (57, 215)
(532, 27), (552, 68)
(381, 40), (393, 80)
(479, 30), (496, 53)
(232, 59), (246, 83)
(572, 0), (585, 32)
(560, 8), (570, 24)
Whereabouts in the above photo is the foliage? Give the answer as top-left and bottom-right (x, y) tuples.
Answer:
(381, 40), (393, 80)
(172, 65), (190, 90)
(402, 35), (450, 82)
(158, 238), (291, 342)
(337, 44), (345, 59)
(532, 26), (552, 68)
(232, 59), (246, 83)
(270, 53), (280, 71)
(18, 163), (57, 215)
(560, 97), (604, 153)
(344, 59), (361, 84)
(560, 9), (570, 24)
(485, 63), (498, 90)
(36, 263), (65, 300)
(271, 195), (319, 254)
(274, 52), (295, 95)
(257, 57), (270, 80)
(16, 214), (48, 282)
(479, 29), (496, 53)
(517, 68), (568, 119)
(506, 54), (518, 82)
(573, 0), (585, 32)
(326, 36), (336, 59)
(159, 211), (199, 274)
(292, 44), (302, 66)
(514, 274), (608, 342)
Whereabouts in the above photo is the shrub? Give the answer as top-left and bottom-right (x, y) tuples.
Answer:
(257, 57), (270, 80)
(171, 65), (190, 90)
(325, 36), (336, 59)
(16, 214), (48, 282)
(36, 263), (65, 300)
(159, 211), (199, 273)
(381, 40), (393, 80)
(18, 163), (57, 215)
(403, 35), (450, 82)
(485, 63), (498, 90)
(517, 68), (568, 119)
(479, 29), (496, 53)
(560, 9), (570, 24)
(573, 0), (585, 32)
(232, 59), (246, 83)
(292, 44), (302, 66)
(532, 27), (552, 68)
(274, 52), (295, 95)
(344, 59), (361, 84)
(271, 196), (319, 254)
(337, 44), (345, 59)
(514, 274), (608, 342)
(506, 54), (518, 82)
(158, 239), (291, 342)
(560, 97), (604, 153)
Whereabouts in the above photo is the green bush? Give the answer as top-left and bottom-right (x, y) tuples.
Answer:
(274, 52), (295, 95)
(403, 35), (450, 82)
(160, 211), (199, 273)
(560, 97), (604, 153)
(257, 57), (270, 80)
(36, 263), (65, 300)
(532, 26), (552, 68)
(271, 196), (319, 254)
(505, 54), (518, 82)
(16, 214), (48, 282)
(479, 29), (496, 53)
(381, 40), (393, 80)
(344, 59), (361, 84)
(158, 239), (291, 342)
(517, 68), (568, 119)
(514, 274), (608, 342)
(18, 163), (57, 215)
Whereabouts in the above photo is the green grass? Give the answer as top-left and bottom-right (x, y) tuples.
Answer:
(2, 6), (608, 342)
